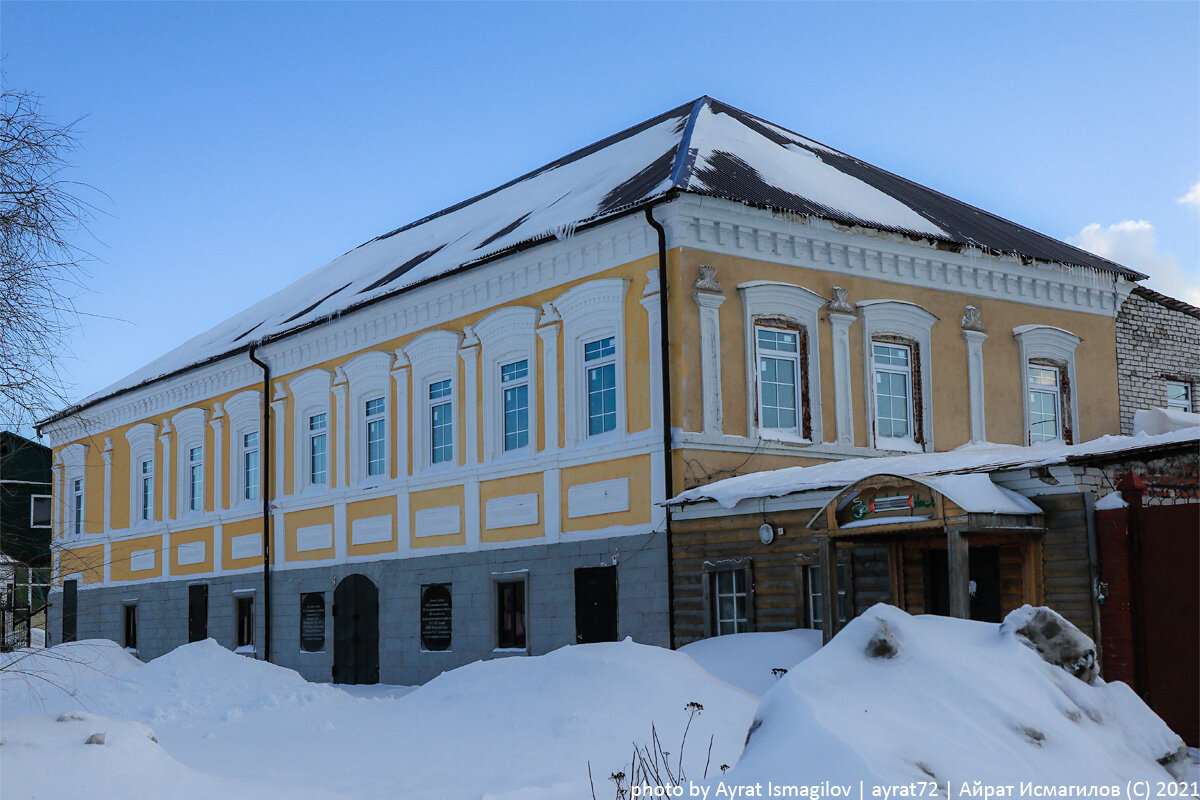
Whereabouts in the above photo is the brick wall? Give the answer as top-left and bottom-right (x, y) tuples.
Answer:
(1116, 288), (1200, 434)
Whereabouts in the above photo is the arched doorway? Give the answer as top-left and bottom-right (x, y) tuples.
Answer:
(333, 574), (379, 685)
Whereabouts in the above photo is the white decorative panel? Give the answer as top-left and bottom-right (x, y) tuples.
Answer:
(177, 541), (206, 566)
(230, 533), (261, 560)
(485, 493), (539, 530)
(567, 478), (630, 519)
(351, 515), (393, 545)
(296, 524), (333, 552)
(129, 549), (155, 572)
(414, 506), (461, 538)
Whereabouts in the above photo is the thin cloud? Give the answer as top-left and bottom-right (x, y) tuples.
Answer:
(1072, 220), (1200, 307)
(1179, 180), (1200, 208)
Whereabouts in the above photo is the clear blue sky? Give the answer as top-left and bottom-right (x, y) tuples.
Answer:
(5, 1), (1198, 410)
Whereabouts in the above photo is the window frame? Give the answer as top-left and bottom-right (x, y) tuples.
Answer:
(1027, 362), (1063, 443)
(71, 477), (84, 538)
(858, 301), (936, 452)
(240, 430), (260, 501)
(364, 396), (387, 477)
(805, 563), (851, 630)
(427, 378), (455, 466)
(1013, 324), (1080, 446)
(1166, 379), (1193, 412)
(495, 578), (528, 651)
(870, 339), (917, 444)
(753, 323), (807, 437)
(583, 336), (619, 438)
(710, 567), (750, 636)
(186, 444), (204, 513)
(307, 412), (329, 486)
(500, 359), (532, 453)
(235, 594), (255, 651)
(30, 494), (52, 529)
(139, 458), (155, 522)
(123, 602), (138, 651)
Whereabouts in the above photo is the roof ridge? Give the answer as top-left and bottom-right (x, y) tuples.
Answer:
(668, 96), (709, 189)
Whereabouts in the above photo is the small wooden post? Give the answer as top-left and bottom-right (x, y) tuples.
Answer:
(819, 537), (840, 643)
(946, 525), (970, 619)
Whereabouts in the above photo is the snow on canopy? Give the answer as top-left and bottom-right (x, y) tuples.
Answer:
(57, 97), (1145, 419)
(670, 426), (1200, 509)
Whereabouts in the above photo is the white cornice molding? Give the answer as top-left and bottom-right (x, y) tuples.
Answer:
(675, 195), (1130, 319)
(41, 212), (659, 448)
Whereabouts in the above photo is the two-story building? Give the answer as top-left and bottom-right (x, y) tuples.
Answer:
(38, 97), (1151, 684)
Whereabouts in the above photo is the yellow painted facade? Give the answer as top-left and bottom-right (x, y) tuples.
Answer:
(172, 526), (216, 575)
(347, 497), (399, 557)
(110, 534), (164, 582)
(480, 472), (544, 543)
(284, 506), (336, 562)
(561, 454), (653, 533)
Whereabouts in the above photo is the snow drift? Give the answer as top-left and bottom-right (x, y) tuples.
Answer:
(680, 629), (823, 696)
(723, 604), (1189, 789)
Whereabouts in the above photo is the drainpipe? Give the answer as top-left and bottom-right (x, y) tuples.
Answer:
(644, 205), (676, 649)
(248, 344), (273, 664)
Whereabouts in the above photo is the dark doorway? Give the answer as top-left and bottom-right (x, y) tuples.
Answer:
(574, 566), (618, 644)
(62, 579), (77, 643)
(923, 545), (1002, 622)
(188, 584), (208, 642)
(333, 574), (379, 685)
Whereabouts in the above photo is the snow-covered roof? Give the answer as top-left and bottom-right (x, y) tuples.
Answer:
(669, 426), (1200, 509)
(45, 97), (1147, 426)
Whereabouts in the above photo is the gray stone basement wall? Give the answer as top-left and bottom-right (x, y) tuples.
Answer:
(47, 531), (668, 686)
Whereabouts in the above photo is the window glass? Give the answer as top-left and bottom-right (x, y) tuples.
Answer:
(188, 445), (204, 511)
(236, 596), (255, 648)
(72, 478), (83, 536)
(140, 459), (154, 520)
(501, 359), (530, 451)
(429, 380), (453, 464)
(123, 604), (138, 650)
(309, 413), (328, 484)
(872, 343), (912, 440)
(807, 564), (850, 629)
(496, 580), (526, 649)
(242, 432), (259, 501)
(365, 398), (386, 476)
(756, 326), (799, 430)
(1166, 380), (1192, 412)
(712, 568), (749, 636)
(1027, 365), (1060, 443)
(30, 496), (51, 528)
(584, 337), (617, 436)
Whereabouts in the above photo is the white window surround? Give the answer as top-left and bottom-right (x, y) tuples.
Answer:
(738, 281), (824, 443)
(555, 278), (629, 448)
(402, 330), (464, 473)
(1012, 324), (1081, 445)
(341, 351), (393, 485)
(124, 422), (158, 528)
(171, 407), (208, 520)
(858, 299), (937, 452)
(223, 390), (262, 508)
(473, 306), (539, 463)
(59, 443), (88, 540)
(288, 369), (334, 494)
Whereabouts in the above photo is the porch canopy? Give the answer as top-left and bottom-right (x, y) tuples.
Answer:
(804, 472), (1044, 639)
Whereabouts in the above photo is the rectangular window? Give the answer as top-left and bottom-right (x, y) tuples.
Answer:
(308, 413), (328, 484)
(123, 604), (138, 650)
(1027, 364), (1061, 443)
(711, 568), (749, 636)
(1166, 380), (1193, 412)
(140, 459), (154, 521)
(584, 336), (617, 436)
(872, 342), (914, 441)
(496, 580), (526, 649)
(365, 397), (386, 476)
(756, 326), (800, 431)
(806, 564), (851, 630)
(429, 380), (453, 464)
(30, 495), (51, 528)
(187, 445), (204, 512)
(72, 478), (83, 537)
(236, 596), (255, 649)
(242, 432), (259, 501)
(501, 359), (530, 452)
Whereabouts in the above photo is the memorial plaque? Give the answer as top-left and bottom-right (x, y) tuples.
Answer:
(420, 583), (452, 652)
(300, 592), (326, 653)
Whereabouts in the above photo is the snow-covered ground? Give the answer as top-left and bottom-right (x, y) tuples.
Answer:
(2, 608), (1194, 799)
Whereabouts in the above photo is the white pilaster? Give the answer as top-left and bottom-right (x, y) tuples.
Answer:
(209, 403), (225, 510)
(465, 478), (481, 551)
(332, 368), (349, 487)
(333, 500), (348, 561)
(50, 458), (63, 542)
(214, 522), (224, 573)
(537, 305), (561, 451)
(270, 383), (288, 498)
(543, 468), (561, 544)
(459, 333), (480, 465)
(693, 291), (726, 435)
(395, 489), (412, 558)
(158, 422), (173, 521)
(163, 531), (172, 579)
(962, 307), (989, 444)
(828, 310), (857, 447)
(639, 270), (664, 433)
(391, 352), (411, 477)
(101, 437), (113, 533)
